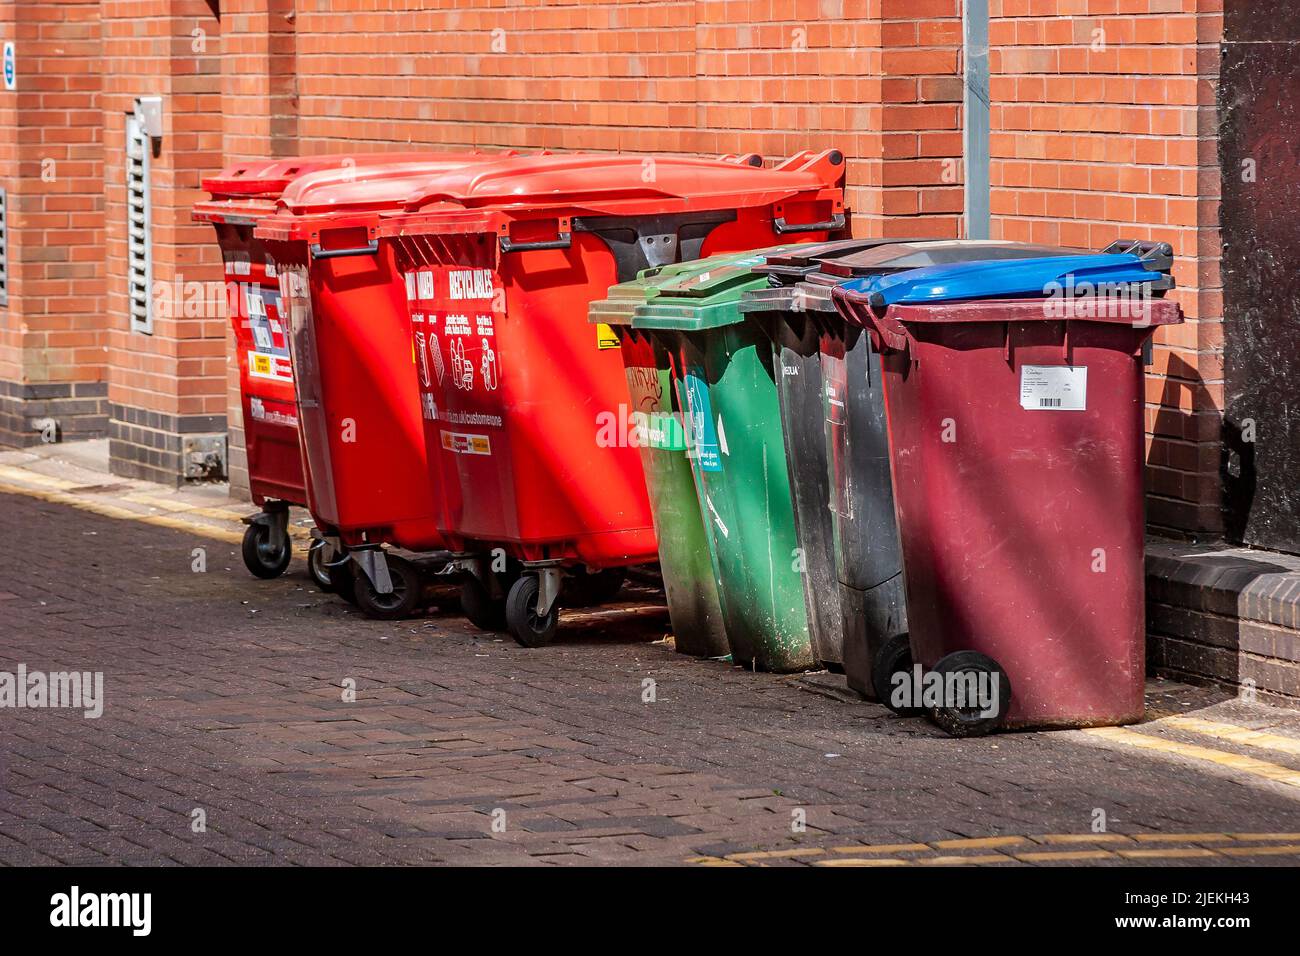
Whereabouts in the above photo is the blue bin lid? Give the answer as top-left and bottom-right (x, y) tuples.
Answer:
(836, 251), (1173, 307)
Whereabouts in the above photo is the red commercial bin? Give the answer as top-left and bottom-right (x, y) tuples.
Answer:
(372, 150), (846, 647)
(193, 153), (447, 588)
(250, 152), (521, 617)
(833, 290), (1183, 734)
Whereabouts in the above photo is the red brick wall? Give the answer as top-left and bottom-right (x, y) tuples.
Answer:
(0, 0), (103, 388)
(0, 0), (1229, 532)
(101, 0), (223, 423)
(258, 1), (963, 238)
(988, 0), (1223, 534)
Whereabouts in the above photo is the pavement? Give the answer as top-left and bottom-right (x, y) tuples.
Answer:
(1, 441), (1300, 866)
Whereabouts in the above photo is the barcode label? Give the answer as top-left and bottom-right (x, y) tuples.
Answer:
(1020, 365), (1086, 411)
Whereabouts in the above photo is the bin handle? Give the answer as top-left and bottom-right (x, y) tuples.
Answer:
(1097, 238), (1174, 271)
(872, 313), (912, 355)
(499, 232), (572, 254)
(831, 286), (911, 356)
(309, 238), (379, 260)
(774, 212), (845, 235)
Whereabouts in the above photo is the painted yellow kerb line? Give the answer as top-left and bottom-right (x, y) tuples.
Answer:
(0, 480), (246, 546)
(0, 464), (79, 490)
(690, 832), (1300, 867)
(1083, 725), (1300, 789)
(1157, 715), (1300, 758)
(1, 474), (314, 545)
(119, 491), (314, 541)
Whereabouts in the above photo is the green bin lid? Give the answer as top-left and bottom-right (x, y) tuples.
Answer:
(630, 245), (807, 331)
(590, 246), (800, 328)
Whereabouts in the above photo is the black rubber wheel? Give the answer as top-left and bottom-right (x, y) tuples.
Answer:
(461, 574), (507, 631)
(327, 551), (359, 606)
(506, 575), (558, 648)
(241, 522), (291, 579)
(564, 567), (626, 607)
(927, 650), (1012, 738)
(354, 555), (422, 620)
(307, 540), (335, 592)
(872, 633), (924, 716)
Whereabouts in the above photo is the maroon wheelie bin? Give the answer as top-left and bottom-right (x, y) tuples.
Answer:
(833, 249), (1182, 734)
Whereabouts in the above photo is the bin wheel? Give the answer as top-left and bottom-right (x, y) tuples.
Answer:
(355, 555), (422, 620)
(461, 575), (507, 631)
(564, 568), (626, 607)
(241, 522), (291, 579)
(307, 540), (336, 592)
(927, 650), (1012, 738)
(873, 633), (925, 717)
(506, 575), (558, 648)
(327, 551), (359, 606)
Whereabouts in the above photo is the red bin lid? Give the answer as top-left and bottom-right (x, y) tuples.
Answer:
(255, 149), (845, 246)
(251, 152), (542, 241)
(194, 150), (520, 224)
(378, 150), (846, 241)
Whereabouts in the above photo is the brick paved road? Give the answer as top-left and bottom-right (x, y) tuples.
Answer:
(2, 489), (1300, 866)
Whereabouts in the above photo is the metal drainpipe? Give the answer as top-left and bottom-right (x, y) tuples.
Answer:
(963, 0), (991, 239)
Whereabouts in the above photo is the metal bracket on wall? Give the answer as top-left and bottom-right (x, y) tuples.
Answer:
(183, 434), (227, 480)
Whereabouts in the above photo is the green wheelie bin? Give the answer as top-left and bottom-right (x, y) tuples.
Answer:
(588, 263), (730, 658)
(738, 238), (918, 676)
(631, 250), (815, 673)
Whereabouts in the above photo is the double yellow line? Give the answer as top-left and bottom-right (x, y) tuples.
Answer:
(690, 832), (1300, 866)
(0, 465), (309, 547)
(1082, 715), (1300, 790)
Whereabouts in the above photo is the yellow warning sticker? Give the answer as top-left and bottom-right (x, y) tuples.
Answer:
(440, 430), (492, 456)
(247, 351), (293, 382)
(596, 323), (621, 350)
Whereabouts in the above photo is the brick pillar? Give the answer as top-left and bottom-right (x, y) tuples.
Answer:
(854, 0), (964, 238)
(220, 0), (296, 160)
(0, 0), (106, 448)
(987, 0), (1224, 535)
(217, 0), (299, 499)
(103, 0), (225, 484)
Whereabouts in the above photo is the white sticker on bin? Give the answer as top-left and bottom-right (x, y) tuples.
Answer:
(1019, 365), (1087, 411)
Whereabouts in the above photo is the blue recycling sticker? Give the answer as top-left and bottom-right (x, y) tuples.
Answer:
(682, 369), (722, 472)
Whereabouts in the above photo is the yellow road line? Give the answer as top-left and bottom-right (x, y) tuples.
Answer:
(1132, 832), (1231, 843)
(831, 843), (930, 854)
(933, 835), (1028, 850)
(690, 833), (1300, 866)
(120, 491), (314, 542)
(725, 847), (825, 862)
(0, 464), (79, 490)
(919, 854), (1016, 866)
(1228, 832), (1300, 841)
(0, 476), (321, 549)
(122, 491), (245, 518)
(1083, 726), (1300, 789)
(684, 857), (743, 866)
(1015, 850), (1116, 862)
(0, 481), (244, 545)
(1117, 847), (1221, 860)
(1218, 844), (1300, 858)
(1159, 715), (1300, 758)
(816, 858), (910, 867)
